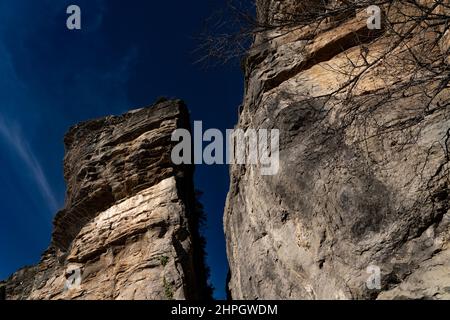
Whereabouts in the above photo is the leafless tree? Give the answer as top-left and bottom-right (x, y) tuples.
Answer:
(198, 0), (449, 157)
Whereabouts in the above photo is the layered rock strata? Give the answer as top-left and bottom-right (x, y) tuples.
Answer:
(3, 100), (210, 300)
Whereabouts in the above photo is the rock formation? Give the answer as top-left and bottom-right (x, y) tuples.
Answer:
(2, 100), (211, 300)
(2, 0), (449, 302)
(225, 0), (450, 299)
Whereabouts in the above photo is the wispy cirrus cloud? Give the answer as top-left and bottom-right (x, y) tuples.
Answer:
(0, 116), (59, 214)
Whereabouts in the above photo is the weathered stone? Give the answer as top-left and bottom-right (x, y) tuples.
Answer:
(225, 0), (450, 300)
(3, 100), (210, 300)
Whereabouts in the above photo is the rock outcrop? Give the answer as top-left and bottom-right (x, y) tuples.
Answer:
(225, 1), (450, 299)
(3, 100), (211, 300)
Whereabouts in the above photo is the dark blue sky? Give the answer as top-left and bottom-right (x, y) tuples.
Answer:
(0, 0), (246, 299)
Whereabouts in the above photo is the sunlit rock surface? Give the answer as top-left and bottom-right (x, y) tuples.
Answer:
(225, 1), (450, 299)
(3, 100), (210, 300)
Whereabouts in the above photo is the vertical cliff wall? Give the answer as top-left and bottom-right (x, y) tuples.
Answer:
(225, 1), (450, 299)
(2, 100), (210, 300)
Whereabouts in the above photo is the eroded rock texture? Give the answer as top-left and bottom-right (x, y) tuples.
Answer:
(3, 100), (210, 300)
(225, 1), (450, 299)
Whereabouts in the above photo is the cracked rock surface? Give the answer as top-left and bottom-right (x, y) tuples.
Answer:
(2, 100), (209, 300)
(225, 0), (450, 300)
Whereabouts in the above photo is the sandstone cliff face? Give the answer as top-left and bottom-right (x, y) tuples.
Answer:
(225, 1), (450, 299)
(2, 100), (210, 300)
